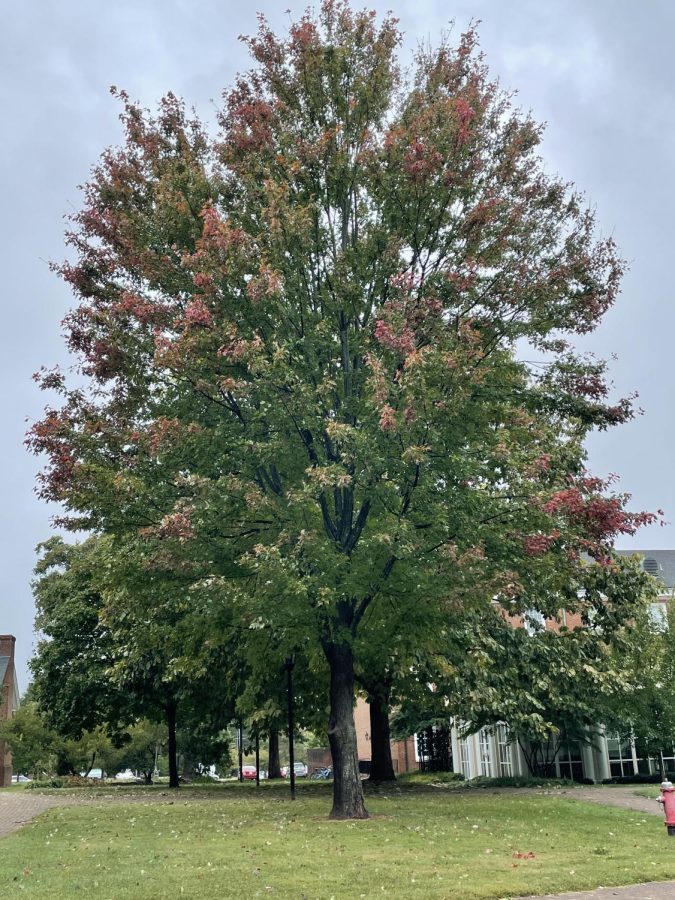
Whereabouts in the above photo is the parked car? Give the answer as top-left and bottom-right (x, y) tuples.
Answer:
(11, 774), (31, 783)
(80, 768), (104, 779)
(241, 765), (258, 780)
(284, 762), (308, 778)
(114, 769), (139, 782)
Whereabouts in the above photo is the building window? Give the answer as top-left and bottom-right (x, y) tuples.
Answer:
(649, 603), (668, 632)
(496, 725), (512, 776)
(557, 742), (584, 781)
(459, 736), (472, 778)
(606, 733), (636, 778)
(479, 729), (492, 776)
(524, 609), (545, 635)
(416, 725), (453, 772)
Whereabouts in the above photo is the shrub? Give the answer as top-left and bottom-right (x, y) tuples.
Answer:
(397, 771), (466, 785)
(466, 775), (575, 789)
(27, 775), (103, 789)
(601, 773), (662, 785)
(27, 777), (68, 789)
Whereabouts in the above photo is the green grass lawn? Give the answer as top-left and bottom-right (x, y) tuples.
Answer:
(2, 781), (674, 899)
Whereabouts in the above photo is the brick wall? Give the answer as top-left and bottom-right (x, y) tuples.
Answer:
(307, 747), (332, 774)
(308, 702), (419, 776)
(391, 737), (416, 774)
(0, 635), (16, 787)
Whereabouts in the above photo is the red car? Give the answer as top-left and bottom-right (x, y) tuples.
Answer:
(241, 765), (258, 780)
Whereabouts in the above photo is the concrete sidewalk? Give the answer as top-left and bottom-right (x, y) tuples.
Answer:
(524, 882), (675, 899)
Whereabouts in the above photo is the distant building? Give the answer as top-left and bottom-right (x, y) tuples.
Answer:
(306, 698), (417, 777)
(616, 549), (674, 630)
(615, 549), (675, 593)
(0, 635), (20, 787)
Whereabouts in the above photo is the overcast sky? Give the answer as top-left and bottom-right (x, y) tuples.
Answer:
(2, 0), (673, 689)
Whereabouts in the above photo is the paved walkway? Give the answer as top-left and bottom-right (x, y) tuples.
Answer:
(0, 786), (205, 838)
(0, 791), (65, 839)
(524, 880), (675, 899)
(554, 785), (663, 816)
(525, 883), (675, 899)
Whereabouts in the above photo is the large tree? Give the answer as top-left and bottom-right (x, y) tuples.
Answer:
(29, 3), (652, 817)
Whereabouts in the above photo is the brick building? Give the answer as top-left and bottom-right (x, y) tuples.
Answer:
(353, 697), (417, 775)
(0, 635), (20, 787)
(306, 697), (417, 776)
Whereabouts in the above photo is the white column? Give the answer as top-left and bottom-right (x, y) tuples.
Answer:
(450, 722), (462, 775)
(581, 741), (596, 782)
(630, 737), (639, 776)
(468, 733), (480, 779)
(489, 730), (499, 778)
(594, 728), (611, 782)
(512, 740), (526, 776)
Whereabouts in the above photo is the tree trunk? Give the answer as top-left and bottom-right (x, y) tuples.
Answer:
(324, 640), (369, 819)
(85, 751), (96, 777)
(56, 755), (74, 776)
(167, 701), (179, 789)
(368, 693), (396, 782)
(267, 729), (282, 779)
(180, 754), (193, 780)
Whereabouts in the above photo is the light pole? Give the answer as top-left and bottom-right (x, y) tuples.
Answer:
(238, 720), (244, 782)
(284, 655), (296, 800)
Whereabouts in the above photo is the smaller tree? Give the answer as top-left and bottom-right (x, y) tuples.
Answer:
(396, 556), (655, 778)
(176, 719), (230, 778)
(0, 699), (116, 779)
(0, 700), (56, 778)
(604, 599), (675, 770)
(31, 537), (134, 738)
(105, 720), (166, 783)
(31, 533), (237, 788)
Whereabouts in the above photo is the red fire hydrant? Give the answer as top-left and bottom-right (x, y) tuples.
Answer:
(657, 779), (675, 835)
